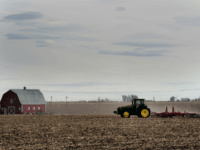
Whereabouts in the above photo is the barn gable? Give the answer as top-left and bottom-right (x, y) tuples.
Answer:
(10, 89), (46, 105)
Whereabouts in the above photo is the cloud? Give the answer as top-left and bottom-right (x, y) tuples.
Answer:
(36, 40), (56, 45)
(124, 33), (172, 40)
(13, 21), (38, 27)
(160, 82), (200, 85)
(35, 40), (56, 47)
(113, 42), (178, 48)
(0, 1), (33, 13)
(15, 20), (96, 41)
(3, 13), (95, 43)
(36, 45), (49, 47)
(19, 24), (84, 33)
(174, 17), (200, 26)
(29, 82), (120, 87)
(99, 48), (169, 57)
(99, 0), (118, 2)
(4, 32), (99, 44)
(77, 44), (102, 50)
(4, 34), (29, 40)
(14, 19), (87, 34)
(4, 33), (60, 40)
(0, 78), (18, 81)
(158, 23), (182, 31)
(3, 12), (42, 21)
(116, 7), (125, 11)
(65, 36), (100, 42)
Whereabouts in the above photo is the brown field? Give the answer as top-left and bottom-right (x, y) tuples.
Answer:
(45, 101), (200, 115)
(1, 115), (200, 149)
(1, 101), (200, 149)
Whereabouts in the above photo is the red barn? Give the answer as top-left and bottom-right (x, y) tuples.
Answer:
(0, 87), (46, 114)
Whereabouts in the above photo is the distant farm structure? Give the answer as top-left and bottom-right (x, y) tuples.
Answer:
(0, 87), (46, 115)
(122, 95), (138, 102)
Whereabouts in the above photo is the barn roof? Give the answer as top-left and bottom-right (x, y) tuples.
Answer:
(9, 89), (46, 105)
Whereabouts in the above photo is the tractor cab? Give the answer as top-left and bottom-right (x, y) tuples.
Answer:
(132, 98), (145, 106)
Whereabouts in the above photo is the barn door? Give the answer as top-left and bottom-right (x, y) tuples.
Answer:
(8, 106), (15, 114)
(4, 108), (7, 115)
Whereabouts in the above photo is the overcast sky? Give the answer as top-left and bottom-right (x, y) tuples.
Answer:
(1, 0), (200, 101)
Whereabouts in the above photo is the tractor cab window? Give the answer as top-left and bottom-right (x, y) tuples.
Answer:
(136, 100), (141, 105)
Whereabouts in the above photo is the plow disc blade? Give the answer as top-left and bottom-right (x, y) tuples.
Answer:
(151, 107), (198, 118)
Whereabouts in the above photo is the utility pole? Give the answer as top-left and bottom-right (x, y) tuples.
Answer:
(51, 96), (52, 108)
(66, 96), (68, 107)
(98, 97), (100, 114)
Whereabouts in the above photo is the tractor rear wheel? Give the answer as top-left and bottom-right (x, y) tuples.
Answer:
(122, 111), (130, 118)
(138, 108), (150, 118)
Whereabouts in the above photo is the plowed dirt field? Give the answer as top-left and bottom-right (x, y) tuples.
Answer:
(45, 101), (200, 115)
(1, 115), (200, 150)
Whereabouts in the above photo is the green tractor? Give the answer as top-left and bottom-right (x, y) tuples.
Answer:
(113, 98), (151, 118)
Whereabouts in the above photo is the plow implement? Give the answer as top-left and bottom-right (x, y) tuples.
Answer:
(151, 106), (200, 118)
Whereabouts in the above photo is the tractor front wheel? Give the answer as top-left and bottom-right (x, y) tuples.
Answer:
(121, 111), (130, 118)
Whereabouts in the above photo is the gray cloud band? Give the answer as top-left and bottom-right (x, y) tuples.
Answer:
(99, 50), (168, 57)
(28, 82), (119, 87)
(4, 33), (60, 40)
(3, 12), (42, 21)
(174, 17), (200, 26)
(113, 42), (177, 48)
(116, 7), (126, 11)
